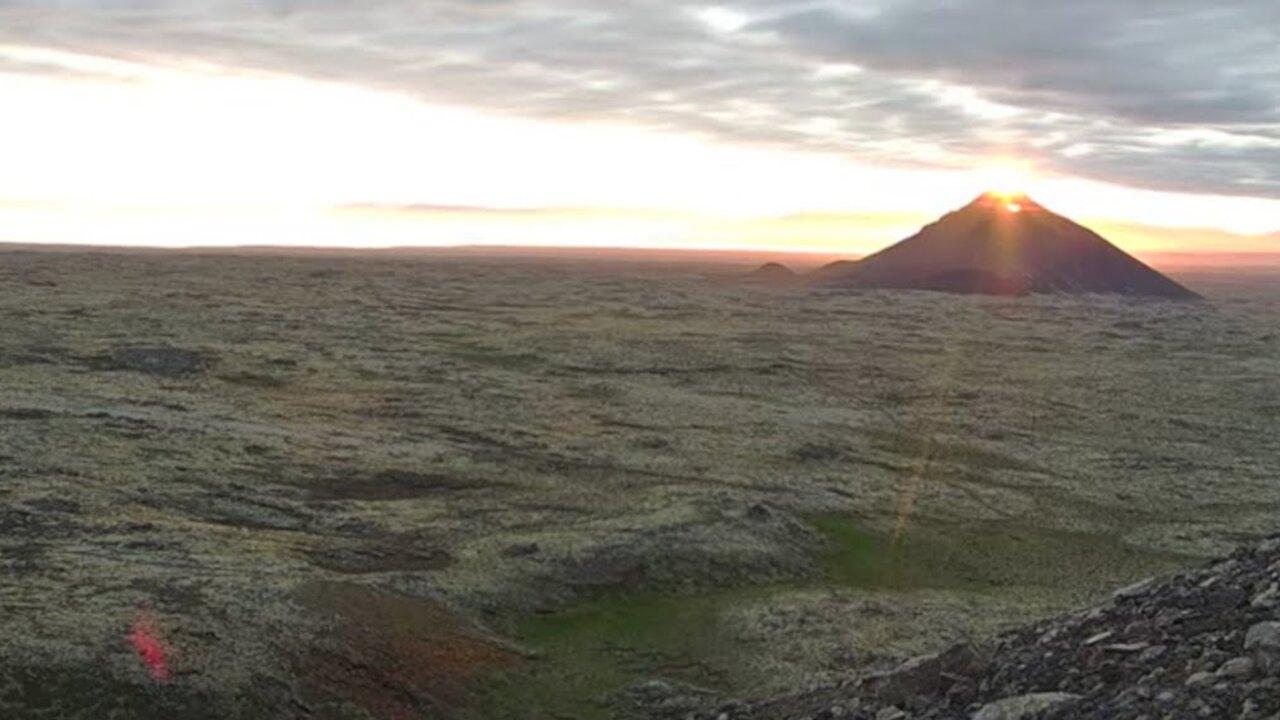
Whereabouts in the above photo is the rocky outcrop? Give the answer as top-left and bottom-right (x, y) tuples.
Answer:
(678, 534), (1280, 720)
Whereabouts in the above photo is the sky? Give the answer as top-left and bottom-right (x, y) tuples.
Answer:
(1, 1), (1278, 255)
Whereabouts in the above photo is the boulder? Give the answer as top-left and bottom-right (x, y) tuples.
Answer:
(1245, 622), (1280, 671)
(874, 643), (987, 703)
(1216, 656), (1255, 679)
(972, 692), (1081, 720)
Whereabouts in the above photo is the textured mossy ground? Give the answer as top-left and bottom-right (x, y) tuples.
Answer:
(1, 249), (1277, 718)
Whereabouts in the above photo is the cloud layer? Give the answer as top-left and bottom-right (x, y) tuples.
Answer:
(2, 1), (1278, 198)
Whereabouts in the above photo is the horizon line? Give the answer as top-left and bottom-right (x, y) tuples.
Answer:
(5, 240), (1280, 268)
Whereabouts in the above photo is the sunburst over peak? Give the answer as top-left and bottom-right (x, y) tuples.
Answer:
(972, 162), (1033, 199)
(973, 190), (1035, 213)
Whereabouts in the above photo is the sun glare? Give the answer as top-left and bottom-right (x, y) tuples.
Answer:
(975, 162), (1032, 200)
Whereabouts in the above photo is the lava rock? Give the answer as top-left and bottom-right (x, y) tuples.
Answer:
(872, 643), (986, 703)
(1244, 622), (1280, 671)
(973, 692), (1081, 720)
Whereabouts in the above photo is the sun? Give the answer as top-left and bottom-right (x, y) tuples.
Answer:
(974, 161), (1032, 201)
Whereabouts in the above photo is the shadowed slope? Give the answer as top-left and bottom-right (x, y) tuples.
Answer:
(812, 194), (1199, 299)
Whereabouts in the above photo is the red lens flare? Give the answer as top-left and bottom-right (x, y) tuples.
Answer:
(128, 613), (171, 683)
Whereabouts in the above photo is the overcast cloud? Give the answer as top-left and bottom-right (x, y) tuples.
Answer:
(2, 0), (1278, 198)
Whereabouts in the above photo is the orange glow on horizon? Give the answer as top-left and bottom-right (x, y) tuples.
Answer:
(0, 45), (1278, 254)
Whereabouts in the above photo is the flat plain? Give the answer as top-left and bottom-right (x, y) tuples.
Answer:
(1, 248), (1278, 719)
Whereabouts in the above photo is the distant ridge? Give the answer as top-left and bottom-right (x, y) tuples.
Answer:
(809, 193), (1199, 299)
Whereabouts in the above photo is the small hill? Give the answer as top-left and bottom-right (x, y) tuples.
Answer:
(811, 193), (1199, 299)
(744, 262), (799, 284)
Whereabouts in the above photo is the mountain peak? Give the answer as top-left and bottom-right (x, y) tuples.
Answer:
(968, 191), (1040, 214)
(811, 195), (1199, 299)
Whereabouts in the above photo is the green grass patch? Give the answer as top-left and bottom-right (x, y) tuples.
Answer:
(814, 514), (1188, 596)
(811, 514), (1002, 592)
(460, 592), (745, 720)
(812, 515), (926, 589)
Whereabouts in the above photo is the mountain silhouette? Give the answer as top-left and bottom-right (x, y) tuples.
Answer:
(810, 193), (1199, 299)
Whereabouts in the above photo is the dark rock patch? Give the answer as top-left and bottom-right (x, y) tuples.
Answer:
(0, 345), (76, 368)
(0, 664), (236, 720)
(215, 371), (289, 389)
(127, 577), (211, 615)
(92, 347), (213, 378)
(0, 507), (81, 539)
(558, 512), (818, 594)
(155, 492), (312, 533)
(305, 534), (454, 575)
(0, 407), (57, 421)
(21, 497), (80, 514)
(308, 469), (503, 502)
(1, 542), (50, 574)
(791, 442), (845, 462)
(502, 542), (542, 559)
